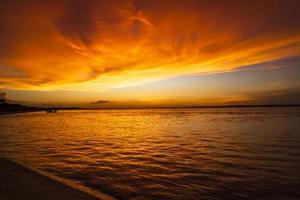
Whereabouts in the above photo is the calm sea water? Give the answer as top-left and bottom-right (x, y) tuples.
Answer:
(0, 108), (300, 200)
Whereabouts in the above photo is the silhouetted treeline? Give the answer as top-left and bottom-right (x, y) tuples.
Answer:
(0, 103), (41, 113)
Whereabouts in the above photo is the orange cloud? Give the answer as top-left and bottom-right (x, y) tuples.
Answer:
(1, 0), (300, 90)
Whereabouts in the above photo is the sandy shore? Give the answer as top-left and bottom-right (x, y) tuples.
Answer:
(0, 157), (116, 200)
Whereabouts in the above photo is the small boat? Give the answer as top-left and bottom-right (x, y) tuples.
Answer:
(46, 109), (57, 113)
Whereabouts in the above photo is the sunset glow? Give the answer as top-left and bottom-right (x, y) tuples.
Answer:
(1, 2), (300, 199)
(1, 0), (300, 106)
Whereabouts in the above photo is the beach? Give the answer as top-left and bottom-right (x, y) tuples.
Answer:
(0, 157), (115, 200)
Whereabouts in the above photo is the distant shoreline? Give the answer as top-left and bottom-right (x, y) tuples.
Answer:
(1, 104), (300, 115)
(74, 104), (300, 110)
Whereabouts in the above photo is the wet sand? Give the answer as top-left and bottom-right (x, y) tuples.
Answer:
(0, 157), (115, 200)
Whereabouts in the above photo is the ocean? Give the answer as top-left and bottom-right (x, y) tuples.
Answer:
(0, 108), (299, 200)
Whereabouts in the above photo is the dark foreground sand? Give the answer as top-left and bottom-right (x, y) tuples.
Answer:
(0, 157), (116, 200)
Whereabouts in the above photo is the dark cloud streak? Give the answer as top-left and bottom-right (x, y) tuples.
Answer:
(91, 100), (111, 104)
(55, 0), (97, 47)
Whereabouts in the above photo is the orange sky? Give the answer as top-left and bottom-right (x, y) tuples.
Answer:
(1, 0), (300, 107)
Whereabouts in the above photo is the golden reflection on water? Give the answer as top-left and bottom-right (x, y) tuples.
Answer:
(0, 108), (300, 200)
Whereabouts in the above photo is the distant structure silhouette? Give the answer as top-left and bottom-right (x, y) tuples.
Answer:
(0, 92), (6, 103)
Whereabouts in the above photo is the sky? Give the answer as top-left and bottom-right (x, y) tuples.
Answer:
(1, 0), (300, 107)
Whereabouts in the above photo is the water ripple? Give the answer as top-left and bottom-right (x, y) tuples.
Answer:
(0, 107), (300, 199)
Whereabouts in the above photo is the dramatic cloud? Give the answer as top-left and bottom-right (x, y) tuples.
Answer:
(0, 0), (300, 90)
